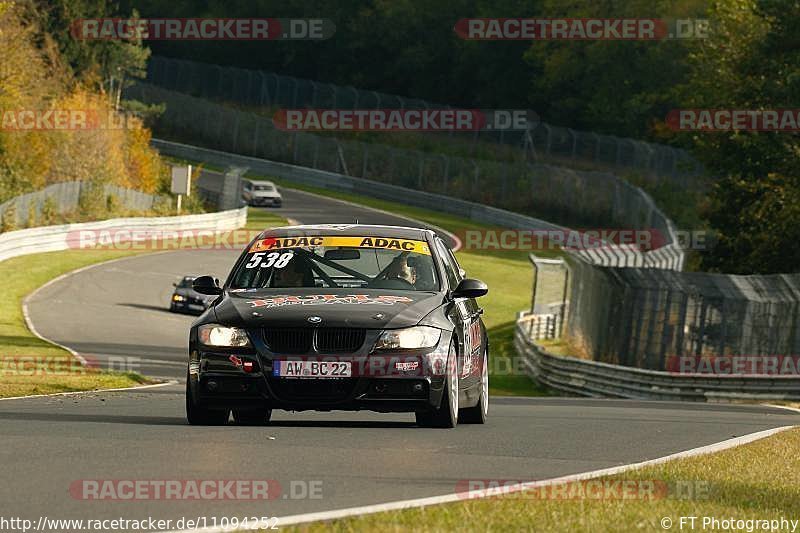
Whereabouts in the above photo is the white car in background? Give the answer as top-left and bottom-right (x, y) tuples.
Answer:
(242, 179), (282, 207)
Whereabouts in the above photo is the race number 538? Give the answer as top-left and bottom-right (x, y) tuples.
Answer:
(246, 251), (294, 269)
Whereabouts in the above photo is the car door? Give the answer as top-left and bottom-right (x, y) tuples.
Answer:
(435, 238), (483, 392)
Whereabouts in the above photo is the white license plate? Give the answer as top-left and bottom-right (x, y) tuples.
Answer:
(273, 361), (351, 378)
(188, 304), (205, 311)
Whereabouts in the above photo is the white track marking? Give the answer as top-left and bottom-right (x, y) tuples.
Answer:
(21, 251), (175, 367)
(0, 380), (178, 401)
(282, 187), (462, 251)
(164, 425), (796, 532)
(763, 403), (800, 415)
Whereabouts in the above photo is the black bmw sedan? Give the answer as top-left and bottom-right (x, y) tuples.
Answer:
(186, 224), (489, 428)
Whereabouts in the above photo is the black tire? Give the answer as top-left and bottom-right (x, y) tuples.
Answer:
(233, 408), (272, 426)
(459, 348), (488, 424)
(185, 374), (229, 425)
(416, 343), (458, 428)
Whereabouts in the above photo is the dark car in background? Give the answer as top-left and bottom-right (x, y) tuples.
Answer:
(186, 224), (489, 428)
(170, 276), (217, 314)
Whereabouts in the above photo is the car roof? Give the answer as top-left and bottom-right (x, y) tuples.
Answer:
(257, 224), (436, 242)
(247, 180), (276, 186)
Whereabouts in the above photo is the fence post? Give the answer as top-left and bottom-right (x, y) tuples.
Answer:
(442, 155), (450, 193)
(417, 153), (424, 189)
(559, 266), (569, 338)
(361, 144), (369, 178)
(568, 128), (577, 159)
(231, 114), (240, 152)
(252, 117), (260, 157)
(543, 124), (552, 155)
(290, 78), (298, 107)
(310, 80), (318, 107)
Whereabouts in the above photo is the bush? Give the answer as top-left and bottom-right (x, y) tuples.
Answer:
(1, 204), (18, 233)
(40, 197), (58, 225)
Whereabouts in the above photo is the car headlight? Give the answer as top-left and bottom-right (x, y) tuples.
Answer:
(172, 294), (186, 302)
(198, 324), (251, 347)
(374, 326), (441, 350)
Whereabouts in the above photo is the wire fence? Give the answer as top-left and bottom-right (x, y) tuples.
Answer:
(0, 181), (161, 231)
(564, 254), (800, 370)
(134, 58), (799, 374)
(145, 55), (703, 183)
(127, 82), (684, 269)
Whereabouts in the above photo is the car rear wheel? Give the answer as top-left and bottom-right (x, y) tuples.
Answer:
(416, 343), (458, 428)
(459, 348), (488, 424)
(233, 408), (272, 426)
(185, 374), (229, 425)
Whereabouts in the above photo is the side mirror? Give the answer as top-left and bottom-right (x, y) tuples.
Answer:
(193, 275), (222, 295)
(451, 278), (488, 299)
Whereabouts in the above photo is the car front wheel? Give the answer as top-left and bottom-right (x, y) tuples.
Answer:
(416, 343), (458, 428)
(185, 373), (229, 425)
(459, 348), (488, 424)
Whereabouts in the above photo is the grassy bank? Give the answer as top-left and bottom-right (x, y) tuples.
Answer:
(0, 206), (284, 398)
(0, 250), (151, 397)
(287, 427), (800, 532)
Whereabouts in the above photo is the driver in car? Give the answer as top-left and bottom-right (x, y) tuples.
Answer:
(271, 256), (315, 287)
(384, 255), (417, 286)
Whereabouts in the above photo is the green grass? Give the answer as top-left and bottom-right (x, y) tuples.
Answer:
(0, 250), (151, 397)
(0, 207), (287, 398)
(244, 207), (288, 231)
(286, 427), (800, 532)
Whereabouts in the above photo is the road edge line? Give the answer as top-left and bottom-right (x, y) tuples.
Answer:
(164, 425), (795, 532)
(21, 251), (175, 366)
(0, 380), (177, 402)
(280, 186), (462, 251)
(763, 403), (800, 415)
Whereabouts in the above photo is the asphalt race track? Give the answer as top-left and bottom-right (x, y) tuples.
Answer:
(5, 186), (800, 528)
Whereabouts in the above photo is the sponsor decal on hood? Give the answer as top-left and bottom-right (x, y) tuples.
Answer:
(247, 294), (413, 309)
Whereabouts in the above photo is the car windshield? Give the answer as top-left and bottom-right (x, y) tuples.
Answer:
(178, 277), (194, 288)
(229, 235), (439, 291)
(254, 184), (274, 191)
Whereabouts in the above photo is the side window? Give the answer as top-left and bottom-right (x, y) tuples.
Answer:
(445, 246), (465, 282)
(435, 239), (460, 290)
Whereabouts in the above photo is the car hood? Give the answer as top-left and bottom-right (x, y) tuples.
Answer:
(213, 289), (444, 329)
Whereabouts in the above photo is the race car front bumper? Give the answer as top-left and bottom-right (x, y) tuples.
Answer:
(188, 334), (451, 413)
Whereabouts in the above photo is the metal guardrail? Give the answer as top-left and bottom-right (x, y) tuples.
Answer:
(0, 207), (247, 263)
(130, 84), (685, 270)
(152, 139), (685, 270)
(514, 315), (800, 401)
